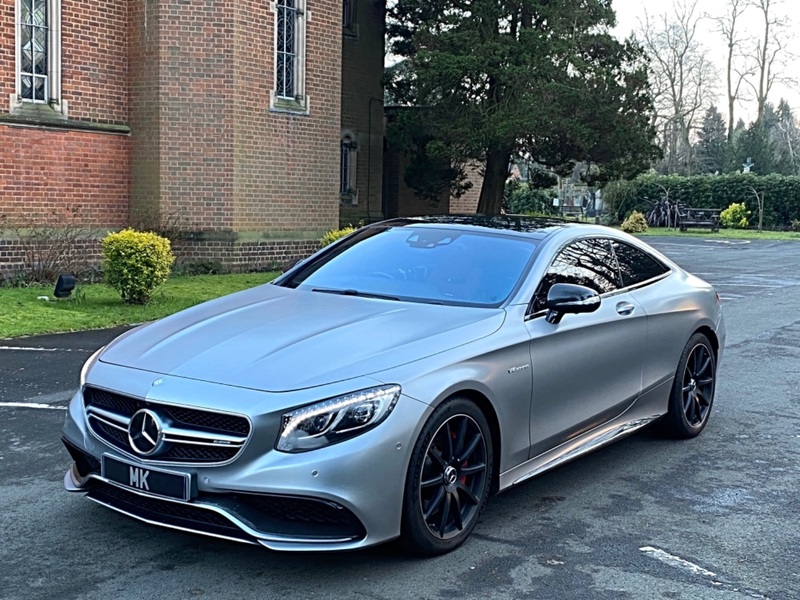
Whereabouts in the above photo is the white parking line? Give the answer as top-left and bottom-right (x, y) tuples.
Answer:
(0, 402), (67, 410)
(715, 284), (783, 288)
(23, 390), (76, 404)
(0, 346), (60, 352)
(639, 546), (717, 578)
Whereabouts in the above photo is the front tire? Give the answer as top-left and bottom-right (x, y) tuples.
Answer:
(400, 397), (493, 555)
(662, 333), (716, 439)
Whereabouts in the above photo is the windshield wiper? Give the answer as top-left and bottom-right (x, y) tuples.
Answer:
(311, 288), (401, 301)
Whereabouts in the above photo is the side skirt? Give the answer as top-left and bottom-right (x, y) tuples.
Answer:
(499, 379), (671, 490)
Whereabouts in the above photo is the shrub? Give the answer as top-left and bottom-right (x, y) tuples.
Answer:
(504, 180), (557, 215)
(320, 226), (357, 247)
(792, 219), (800, 232)
(102, 229), (175, 304)
(646, 197), (682, 228)
(601, 179), (640, 221)
(720, 203), (751, 229)
(0, 206), (95, 284)
(621, 211), (648, 233)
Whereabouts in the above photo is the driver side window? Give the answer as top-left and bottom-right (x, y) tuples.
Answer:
(532, 238), (620, 312)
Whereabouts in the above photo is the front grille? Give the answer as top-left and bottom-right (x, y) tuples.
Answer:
(234, 493), (364, 527)
(83, 386), (251, 465)
(165, 406), (250, 436)
(160, 444), (240, 462)
(96, 420), (129, 445)
(218, 493), (367, 540)
(87, 481), (254, 542)
(87, 387), (146, 414)
(86, 482), (367, 544)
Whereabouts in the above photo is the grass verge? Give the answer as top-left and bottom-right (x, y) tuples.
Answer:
(636, 227), (800, 241)
(0, 272), (279, 339)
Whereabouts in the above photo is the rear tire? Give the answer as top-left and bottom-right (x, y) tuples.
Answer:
(400, 397), (493, 555)
(661, 333), (716, 439)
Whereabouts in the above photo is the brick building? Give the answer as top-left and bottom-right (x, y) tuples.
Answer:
(0, 0), (386, 277)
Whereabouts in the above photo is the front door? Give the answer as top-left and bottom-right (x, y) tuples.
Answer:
(524, 237), (648, 458)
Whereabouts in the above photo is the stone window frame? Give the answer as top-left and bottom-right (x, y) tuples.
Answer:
(11, 0), (66, 117)
(340, 132), (358, 204)
(270, 0), (310, 115)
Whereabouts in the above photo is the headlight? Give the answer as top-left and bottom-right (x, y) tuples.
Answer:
(276, 385), (401, 453)
(79, 346), (106, 387)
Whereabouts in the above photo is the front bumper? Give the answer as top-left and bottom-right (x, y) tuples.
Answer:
(62, 375), (430, 551)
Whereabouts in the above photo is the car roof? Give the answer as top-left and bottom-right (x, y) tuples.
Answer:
(370, 215), (587, 240)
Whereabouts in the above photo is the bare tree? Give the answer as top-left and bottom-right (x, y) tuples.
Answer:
(747, 0), (794, 125)
(750, 186), (765, 232)
(638, 0), (718, 174)
(712, 0), (755, 140)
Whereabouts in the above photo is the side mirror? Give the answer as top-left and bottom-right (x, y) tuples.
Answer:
(545, 283), (600, 324)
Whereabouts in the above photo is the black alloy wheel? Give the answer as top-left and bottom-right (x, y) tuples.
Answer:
(662, 333), (716, 438)
(401, 398), (493, 555)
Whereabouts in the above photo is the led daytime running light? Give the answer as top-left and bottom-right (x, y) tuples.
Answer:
(277, 385), (401, 452)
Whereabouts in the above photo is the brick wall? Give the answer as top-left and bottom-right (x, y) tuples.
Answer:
(2, 0), (357, 279)
(129, 0), (235, 231)
(450, 161), (483, 213)
(231, 0), (341, 235)
(128, 0), (162, 222)
(62, 0), (129, 123)
(0, 0), (15, 101)
(1, 0), (128, 121)
(339, 0), (385, 226)
(1, 0), (130, 226)
(0, 237), (320, 280)
(174, 238), (321, 272)
(0, 237), (104, 281)
(0, 126), (130, 226)
(128, 0), (342, 237)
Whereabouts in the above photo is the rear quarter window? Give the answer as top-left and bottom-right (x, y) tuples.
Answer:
(611, 240), (670, 288)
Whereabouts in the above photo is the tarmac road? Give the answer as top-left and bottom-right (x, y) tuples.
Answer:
(1, 236), (799, 600)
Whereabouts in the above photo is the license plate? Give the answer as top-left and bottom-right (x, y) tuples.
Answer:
(102, 455), (191, 501)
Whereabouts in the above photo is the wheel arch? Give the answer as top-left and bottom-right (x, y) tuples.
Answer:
(445, 388), (502, 495)
(694, 325), (720, 359)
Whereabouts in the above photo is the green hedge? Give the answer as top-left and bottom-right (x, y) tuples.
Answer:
(603, 174), (800, 228)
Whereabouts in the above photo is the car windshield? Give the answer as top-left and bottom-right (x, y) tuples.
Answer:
(280, 225), (537, 307)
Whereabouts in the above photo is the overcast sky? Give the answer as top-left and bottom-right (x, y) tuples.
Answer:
(612, 0), (800, 125)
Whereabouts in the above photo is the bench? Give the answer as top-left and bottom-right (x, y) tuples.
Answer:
(679, 207), (720, 232)
(560, 205), (584, 219)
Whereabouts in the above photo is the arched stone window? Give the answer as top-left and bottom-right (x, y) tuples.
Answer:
(271, 0), (308, 113)
(13, 0), (64, 115)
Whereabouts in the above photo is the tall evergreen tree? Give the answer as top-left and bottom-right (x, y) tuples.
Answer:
(771, 100), (800, 175)
(386, 0), (660, 214)
(729, 121), (775, 174)
(696, 105), (728, 174)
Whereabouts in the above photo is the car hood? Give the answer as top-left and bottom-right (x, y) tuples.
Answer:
(99, 284), (505, 392)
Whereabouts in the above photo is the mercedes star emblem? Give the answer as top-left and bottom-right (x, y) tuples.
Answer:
(128, 409), (165, 456)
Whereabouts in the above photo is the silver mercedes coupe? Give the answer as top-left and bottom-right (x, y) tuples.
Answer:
(62, 216), (725, 555)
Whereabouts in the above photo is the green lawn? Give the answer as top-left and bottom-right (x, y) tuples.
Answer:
(636, 227), (800, 241)
(0, 272), (279, 339)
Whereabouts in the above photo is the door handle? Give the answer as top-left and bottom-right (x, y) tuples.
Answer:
(615, 302), (635, 316)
